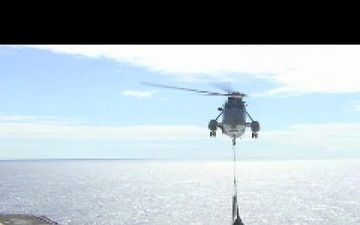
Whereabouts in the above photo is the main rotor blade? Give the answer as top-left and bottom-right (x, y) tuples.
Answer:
(210, 82), (248, 98)
(141, 82), (226, 96)
(210, 82), (234, 93)
(142, 82), (248, 98)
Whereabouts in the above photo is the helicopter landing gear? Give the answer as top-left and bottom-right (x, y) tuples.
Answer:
(210, 131), (216, 137)
(232, 137), (236, 146)
(251, 132), (258, 139)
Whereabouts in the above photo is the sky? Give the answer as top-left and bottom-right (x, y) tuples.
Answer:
(0, 45), (359, 160)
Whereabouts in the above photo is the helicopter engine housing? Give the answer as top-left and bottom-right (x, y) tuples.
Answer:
(251, 121), (260, 132)
(208, 119), (218, 131)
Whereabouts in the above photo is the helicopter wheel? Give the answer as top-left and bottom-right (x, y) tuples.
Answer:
(251, 133), (254, 139)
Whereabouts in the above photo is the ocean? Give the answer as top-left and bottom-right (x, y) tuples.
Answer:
(0, 159), (359, 225)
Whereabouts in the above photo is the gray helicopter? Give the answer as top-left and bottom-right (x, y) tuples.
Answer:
(142, 82), (260, 146)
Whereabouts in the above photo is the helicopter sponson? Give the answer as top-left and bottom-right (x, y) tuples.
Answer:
(251, 121), (260, 133)
(208, 119), (218, 131)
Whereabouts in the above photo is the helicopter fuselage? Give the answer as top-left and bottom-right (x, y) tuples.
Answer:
(221, 97), (247, 139)
(221, 106), (246, 139)
(208, 96), (259, 143)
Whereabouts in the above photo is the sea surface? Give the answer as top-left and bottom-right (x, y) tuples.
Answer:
(0, 159), (359, 225)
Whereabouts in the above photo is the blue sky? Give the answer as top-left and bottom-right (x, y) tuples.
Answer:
(0, 45), (359, 160)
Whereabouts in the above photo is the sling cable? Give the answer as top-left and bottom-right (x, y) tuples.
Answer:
(231, 138), (245, 225)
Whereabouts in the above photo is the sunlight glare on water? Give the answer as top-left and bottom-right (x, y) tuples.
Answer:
(0, 159), (359, 225)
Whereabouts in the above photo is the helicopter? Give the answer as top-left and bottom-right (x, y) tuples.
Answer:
(142, 82), (260, 146)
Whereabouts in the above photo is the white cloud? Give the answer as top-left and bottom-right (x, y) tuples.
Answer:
(121, 90), (155, 99)
(0, 115), (208, 140)
(0, 115), (74, 124)
(0, 115), (359, 152)
(10, 45), (360, 95)
(351, 104), (360, 111)
(258, 122), (360, 151)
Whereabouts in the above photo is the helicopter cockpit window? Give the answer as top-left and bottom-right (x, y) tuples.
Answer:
(226, 100), (242, 109)
(225, 101), (230, 109)
(227, 103), (234, 109)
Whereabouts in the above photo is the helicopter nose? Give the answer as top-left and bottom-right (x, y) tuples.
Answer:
(223, 109), (246, 124)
